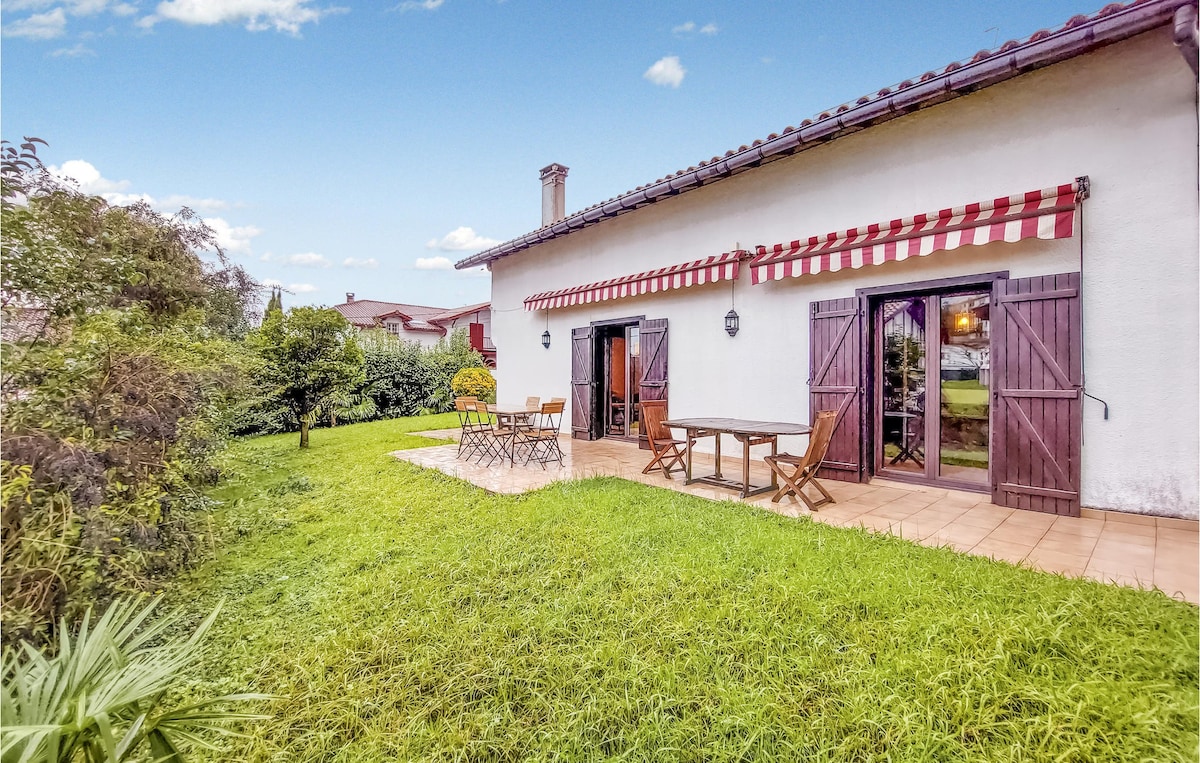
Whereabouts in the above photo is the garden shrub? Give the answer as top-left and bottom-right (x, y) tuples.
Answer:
(1, 139), (258, 644)
(451, 367), (496, 402)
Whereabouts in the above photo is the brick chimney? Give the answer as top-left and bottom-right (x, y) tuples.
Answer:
(540, 163), (569, 227)
(346, 292), (355, 303)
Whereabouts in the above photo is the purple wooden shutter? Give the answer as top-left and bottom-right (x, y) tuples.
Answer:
(570, 326), (596, 440)
(637, 318), (668, 450)
(810, 298), (864, 482)
(992, 273), (1082, 516)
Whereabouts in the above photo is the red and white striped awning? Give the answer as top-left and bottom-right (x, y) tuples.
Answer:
(749, 182), (1081, 284)
(524, 251), (743, 311)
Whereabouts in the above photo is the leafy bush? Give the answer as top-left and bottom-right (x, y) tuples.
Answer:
(0, 596), (273, 762)
(420, 330), (486, 413)
(358, 330), (429, 419)
(451, 367), (496, 402)
(1, 139), (259, 644)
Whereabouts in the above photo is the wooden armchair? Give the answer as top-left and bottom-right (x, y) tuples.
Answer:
(763, 410), (838, 510)
(639, 400), (692, 478)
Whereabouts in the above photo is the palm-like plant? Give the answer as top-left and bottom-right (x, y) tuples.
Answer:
(1, 597), (273, 763)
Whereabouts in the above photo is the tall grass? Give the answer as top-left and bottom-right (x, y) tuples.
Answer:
(181, 416), (1198, 761)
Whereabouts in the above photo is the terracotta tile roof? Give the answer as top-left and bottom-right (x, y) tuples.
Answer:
(333, 299), (447, 328)
(456, 0), (1188, 270)
(428, 301), (490, 322)
(333, 298), (490, 332)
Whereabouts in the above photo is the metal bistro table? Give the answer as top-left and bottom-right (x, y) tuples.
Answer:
(662, 418), (813, 499)
(486, 403), (541, 465)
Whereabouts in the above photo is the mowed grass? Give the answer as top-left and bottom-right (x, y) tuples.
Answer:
(181, 416), (1199, 762)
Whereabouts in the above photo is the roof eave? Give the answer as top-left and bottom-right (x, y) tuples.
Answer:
(454, 0), (1186, 271)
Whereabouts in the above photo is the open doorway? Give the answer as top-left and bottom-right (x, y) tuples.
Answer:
(598, 322), (641, 440)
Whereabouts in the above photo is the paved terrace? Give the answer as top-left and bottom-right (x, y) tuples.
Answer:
(394, 430), (1199, 605)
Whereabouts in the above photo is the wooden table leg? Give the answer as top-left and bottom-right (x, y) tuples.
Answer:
(741, 435), (751, 498)
(685, 429), (694, 483)
(770, 436), (778, 490)
(713, 433), (722, 478)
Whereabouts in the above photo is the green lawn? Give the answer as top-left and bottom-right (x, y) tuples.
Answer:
(180, 416), (1198, 761)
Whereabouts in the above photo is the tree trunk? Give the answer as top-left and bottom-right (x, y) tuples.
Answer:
(300, 420), (310, 448)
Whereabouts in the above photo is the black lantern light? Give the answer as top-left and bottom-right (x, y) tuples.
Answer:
(541, 330), (551, 349)
(724, 308), (740, 337)
(724, 260), (740, 337)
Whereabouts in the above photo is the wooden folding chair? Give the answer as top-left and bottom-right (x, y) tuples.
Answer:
(516, 400), (565, 469)
(763, 410), (838, 509)
(639, 400), (692, 478)
(454, 396), (484, 458)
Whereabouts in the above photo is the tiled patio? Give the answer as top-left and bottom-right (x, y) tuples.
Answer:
(395, 430), (1199, 604)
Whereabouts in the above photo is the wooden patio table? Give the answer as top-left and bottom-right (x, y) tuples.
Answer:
(662, 418), (813, 499)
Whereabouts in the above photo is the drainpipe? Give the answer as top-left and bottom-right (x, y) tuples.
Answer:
(1174, 4), (1199, 76)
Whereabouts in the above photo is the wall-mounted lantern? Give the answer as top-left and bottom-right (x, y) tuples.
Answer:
(541, 330), (551, 349)
(724, 308), (740, 337)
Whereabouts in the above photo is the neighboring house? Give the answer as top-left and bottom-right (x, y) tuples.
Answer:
(457, 1), (1200, 519)
(332, 294), (495, 366)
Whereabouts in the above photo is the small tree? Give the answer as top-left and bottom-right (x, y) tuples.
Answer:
(249, 307), (364, 448)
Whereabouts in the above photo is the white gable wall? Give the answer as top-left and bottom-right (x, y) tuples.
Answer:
(489, 27), (1199, 518)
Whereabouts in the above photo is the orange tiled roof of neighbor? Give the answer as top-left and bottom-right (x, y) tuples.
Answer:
(455, 0), (1191, 270)
(333, 298), (490, 330)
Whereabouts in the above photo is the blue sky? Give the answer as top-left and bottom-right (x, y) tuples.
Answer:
(3, 0), (1096, 310)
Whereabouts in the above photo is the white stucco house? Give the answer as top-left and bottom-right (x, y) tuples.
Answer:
(333, 294), (495, 366)
(457, 0), (1199, 519)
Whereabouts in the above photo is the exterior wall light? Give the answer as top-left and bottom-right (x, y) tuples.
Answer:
(725, 309), (740, 337)
(541, 330), (551, 349)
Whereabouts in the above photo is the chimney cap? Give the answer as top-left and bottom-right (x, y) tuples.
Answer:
(346, 292), (355, 303)
(539, 163), (569, 180)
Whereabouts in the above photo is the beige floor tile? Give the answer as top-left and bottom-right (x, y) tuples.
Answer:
(953, 506), (1013, 531)
(1098, 521), (1157, 540)
(1153, 571), (1200, 602)
(1157, 516), (1200, 531)
(1085, 556), (1156, 583)
(999, 510), (1058, 529)
(1048, 516), (1105, 537)
(986, 521), (1051, 545)
(1034, 534), (1100, 558)
(1104, 511), (1158, 526)
(1157, 527), (1200, 545)
(1024, 548), (1091, 576)
(925, 523), (993, 549)
(971, 538), (1034, 564)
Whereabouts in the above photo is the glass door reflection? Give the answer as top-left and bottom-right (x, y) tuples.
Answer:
(880, 297), (927, 476)
(938, 294), (990, 484)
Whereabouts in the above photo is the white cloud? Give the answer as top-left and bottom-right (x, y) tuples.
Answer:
(280, 252), (330, 267)
(204, 217), (262, 255)
(261, 278), (316, 294)
(50, 159), (130, 194)
(50, 160), (237, 217)
(672, 21), (717, 36)
(5, 8), (67, 39)
(396, 0), (442, 10)
(342, 257), (378, 269)
(414, 256), (454, 271)
(140, 0), (344, 34)
(50, 42), (95, 56)
(158, 194), (229, 212)
(425, 226), (500, 252)
(644, 56), (685, 88)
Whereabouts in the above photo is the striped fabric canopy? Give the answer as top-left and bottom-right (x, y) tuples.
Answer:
(749, 182), (1081, 284)
(524, 251), (742, 311)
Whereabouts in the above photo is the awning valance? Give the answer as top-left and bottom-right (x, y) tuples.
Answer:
(524, 251), (742, 311)
(749, 181), (1082, 284)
